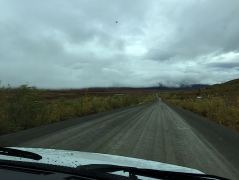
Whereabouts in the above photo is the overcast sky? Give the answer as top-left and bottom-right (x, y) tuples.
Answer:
(0, 0), (239, 88)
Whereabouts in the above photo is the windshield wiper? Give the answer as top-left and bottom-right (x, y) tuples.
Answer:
(0, 147), (42, 160)
(77, 164), (230, 180)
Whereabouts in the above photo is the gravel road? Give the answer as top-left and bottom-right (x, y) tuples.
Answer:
(1, 99), (239, 179)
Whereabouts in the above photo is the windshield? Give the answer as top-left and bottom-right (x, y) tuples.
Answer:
(0, 0), (239, 180)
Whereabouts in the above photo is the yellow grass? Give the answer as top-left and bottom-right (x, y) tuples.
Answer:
(161, 89), (239, 132)
(0, 85), (155, 135)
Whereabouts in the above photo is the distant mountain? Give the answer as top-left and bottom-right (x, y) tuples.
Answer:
(207, 78), (239, 95)
(43, 80), (239, 93)
(179, 84), (210, 89)
(151, 83), (210, 90)
(177, 78), (239, 93)
(221, 78), (239, 86)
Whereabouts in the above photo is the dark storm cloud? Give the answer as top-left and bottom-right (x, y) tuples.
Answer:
(0, 0), (239, 88)
(207, 62), (239, 69)
(145, 0), (239, 61)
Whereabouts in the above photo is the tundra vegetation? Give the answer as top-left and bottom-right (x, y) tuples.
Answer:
(161, 79), (239, 132)
(0, 85), (155, 135)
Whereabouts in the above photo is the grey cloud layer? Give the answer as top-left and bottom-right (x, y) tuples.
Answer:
(0, 0), (239, 88)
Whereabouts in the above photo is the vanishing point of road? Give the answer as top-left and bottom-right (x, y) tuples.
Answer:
(1, 99), (239, 179)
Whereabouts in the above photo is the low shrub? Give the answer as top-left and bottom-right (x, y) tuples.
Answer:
(0, 86), (155, 135)
(162, 93), (239, 132)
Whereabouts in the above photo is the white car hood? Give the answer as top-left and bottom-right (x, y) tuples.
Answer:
(0, 147), (203, 175)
